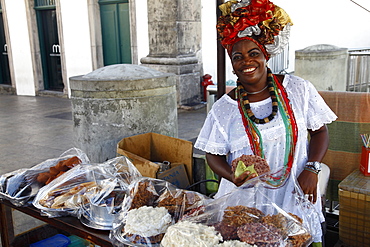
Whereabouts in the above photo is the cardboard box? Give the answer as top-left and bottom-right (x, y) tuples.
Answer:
(157, 164), (190, 189)
(117, 132), (193, 183)
(360, 146), (370, 176)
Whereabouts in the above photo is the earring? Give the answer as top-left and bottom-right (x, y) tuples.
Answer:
(232, 70), (236, 74)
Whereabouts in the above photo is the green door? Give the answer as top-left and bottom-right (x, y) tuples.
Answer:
(99, 0), (132, 65)
(0, 4), (11, 85)
(35, 1), (63, 91)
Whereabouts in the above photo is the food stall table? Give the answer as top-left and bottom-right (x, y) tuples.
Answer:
(0, 199), (113, 247)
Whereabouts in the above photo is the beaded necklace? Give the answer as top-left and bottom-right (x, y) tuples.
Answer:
(236, 68), (298, 187)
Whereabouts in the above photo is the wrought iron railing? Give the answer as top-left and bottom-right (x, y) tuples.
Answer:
(347, 48), (370, 92)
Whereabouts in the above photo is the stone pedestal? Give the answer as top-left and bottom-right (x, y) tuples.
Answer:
(70, 64), (177, 163)
(295, 44), (348, 91)
(140, 0), (202, 106)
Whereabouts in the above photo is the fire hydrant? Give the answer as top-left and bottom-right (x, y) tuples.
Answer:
(201, 74), (214, 101)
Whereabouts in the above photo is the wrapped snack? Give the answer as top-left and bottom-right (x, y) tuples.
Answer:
(79, 156), (142, 230)
(157, 188), (206, 221)
(0, 148), (89, 206)
(33, 156), (141, 218)
(165, 183), (313, 247)
(129, 179), (161, 210)
(124, 177), (209, 220)
(122, 206), (172, 245)
(110, 177), (211, 246)
(161, 221), (222, 247)
(33, 164), (102, 217)
(231, 155), (270, 179)
(36, 156), (82, 185)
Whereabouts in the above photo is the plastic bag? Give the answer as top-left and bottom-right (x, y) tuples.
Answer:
(161, 182), (313, 247)
(0, 148), (89, 206)
(33, 156), (141, 218)
(78, 156), (142, 230)
(110, 177), (211, 247)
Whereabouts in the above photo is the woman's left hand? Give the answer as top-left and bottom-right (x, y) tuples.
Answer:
(297, 169), (319, 203)
(299, 125), (329, 204)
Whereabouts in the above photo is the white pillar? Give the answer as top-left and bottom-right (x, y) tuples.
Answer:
(4, 0), (36, 96)
(58, 0), (94, 97)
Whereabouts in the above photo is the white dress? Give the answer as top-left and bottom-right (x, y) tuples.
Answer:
(194, 74), (337, 242)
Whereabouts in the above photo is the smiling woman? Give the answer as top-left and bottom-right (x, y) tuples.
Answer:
(195, 0), (338, 245)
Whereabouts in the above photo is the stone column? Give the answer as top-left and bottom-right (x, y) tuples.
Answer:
(70, 64), (177, 163)
(295, 44), (348, 92)
(140, 0), (202, 106)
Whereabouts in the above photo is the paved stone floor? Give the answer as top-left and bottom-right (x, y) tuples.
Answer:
(0, 95), (207, 174)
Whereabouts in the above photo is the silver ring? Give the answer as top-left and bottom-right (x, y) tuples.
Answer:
(305, 194), (313, 197)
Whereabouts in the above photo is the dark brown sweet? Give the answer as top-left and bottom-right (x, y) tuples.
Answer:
(124, 232), (164, 245)
(237, 222), (282, 246)
(36, 156), (82, 185)
(214, 221), (239, 241)
(36, 172), (50, 184)
(261, 213), (311, 247)
(222, 205), (265, 227)
(129, 181), (159, 210)
(61, 156), (82, 169)
(231, 154), (270, 176)
(288, 233), (311, 247)
(157, 190), (202, 216)
(49, 166), (60, 176)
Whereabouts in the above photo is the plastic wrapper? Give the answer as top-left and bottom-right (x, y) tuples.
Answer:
(161, 182), (314, 247)
(79, 156), (142, 230)
(0, 148), (89, 207)
(110, 177), (211, 247)
(33, 156), (141, 218)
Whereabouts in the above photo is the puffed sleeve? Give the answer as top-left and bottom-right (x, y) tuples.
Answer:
(194, 100), (232, 155)
(305, 80), (337, 131)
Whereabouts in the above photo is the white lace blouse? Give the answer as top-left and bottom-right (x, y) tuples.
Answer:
(194, 74), (337, 242)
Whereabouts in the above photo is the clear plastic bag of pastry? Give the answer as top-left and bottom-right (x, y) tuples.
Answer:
(161, 182), (314, 247)
(78, 156), (142, 230)
(110, 177), (211, 247)
(33, 156), (141, 218)
(0, 147), (89, 207)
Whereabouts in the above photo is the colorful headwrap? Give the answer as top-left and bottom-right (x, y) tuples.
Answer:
(217, 0), (293, 59)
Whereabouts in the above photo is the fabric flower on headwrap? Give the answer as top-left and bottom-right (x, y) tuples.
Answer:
(217, 0), (293, 60)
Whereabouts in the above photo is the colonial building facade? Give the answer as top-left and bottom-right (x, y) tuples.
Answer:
(0, 0), (369, 103)
(0, 0), (203, 106)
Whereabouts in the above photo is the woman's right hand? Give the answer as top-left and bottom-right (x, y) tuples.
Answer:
(231, 170), (257, 187)
(206, 153), (256, 187)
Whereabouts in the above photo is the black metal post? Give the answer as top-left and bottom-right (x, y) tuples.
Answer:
(216, 0), (226, 99)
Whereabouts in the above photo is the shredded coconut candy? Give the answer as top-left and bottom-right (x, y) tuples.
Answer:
(161, 221), (223, 247)
(124, 206), (172, 237)
(217, 240), (256, 247)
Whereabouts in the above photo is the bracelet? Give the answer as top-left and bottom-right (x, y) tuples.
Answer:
(305, 161), (322, 174)
(304, 166), (319, 175)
